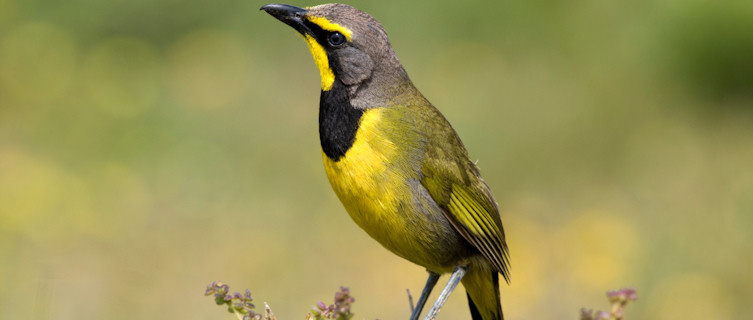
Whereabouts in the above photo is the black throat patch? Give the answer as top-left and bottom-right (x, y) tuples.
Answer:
(319, 81), (364, 161)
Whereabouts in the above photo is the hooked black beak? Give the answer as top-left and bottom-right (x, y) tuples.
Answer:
(260, 4), (310, 35)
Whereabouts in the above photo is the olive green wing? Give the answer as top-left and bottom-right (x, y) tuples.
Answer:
(417, 115), (510, 282)
(444, 182), (510, 282)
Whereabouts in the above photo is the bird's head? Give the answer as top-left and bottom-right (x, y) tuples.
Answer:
(261, 3), (409, 96)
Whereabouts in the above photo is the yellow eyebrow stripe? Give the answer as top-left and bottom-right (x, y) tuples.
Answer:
(306, 16), (353, 41)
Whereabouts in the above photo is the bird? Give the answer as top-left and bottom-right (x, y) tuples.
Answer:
(261, 3), (510, 320)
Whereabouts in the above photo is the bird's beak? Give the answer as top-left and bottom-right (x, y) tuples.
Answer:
(260, 4), (310, 35)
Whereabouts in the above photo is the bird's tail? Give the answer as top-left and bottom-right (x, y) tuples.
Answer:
(462, 262), (503, 320)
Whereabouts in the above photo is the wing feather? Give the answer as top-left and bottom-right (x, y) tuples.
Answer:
(445, 183), (510, 282)
(410, 103), (510, 282)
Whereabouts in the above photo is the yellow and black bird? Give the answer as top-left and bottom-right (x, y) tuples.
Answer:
(261, 3), (510, 320)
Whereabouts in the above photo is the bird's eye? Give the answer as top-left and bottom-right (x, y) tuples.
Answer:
(328, 32), (346, 46)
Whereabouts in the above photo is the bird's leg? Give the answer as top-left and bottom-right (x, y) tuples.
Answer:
(409, 271), (440, 320)
(423, 265), (468, 320)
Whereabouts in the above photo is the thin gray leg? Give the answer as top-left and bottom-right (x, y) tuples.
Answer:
(424, 266), (467, 320)
(409, 271), (440, 320)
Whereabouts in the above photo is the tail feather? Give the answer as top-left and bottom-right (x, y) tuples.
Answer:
(462, 263), (502, 320)
(467, 292), (484, 320)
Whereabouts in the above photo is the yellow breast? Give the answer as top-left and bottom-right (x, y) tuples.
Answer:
(321, 106), (469, 272)
(322, 108), (407, 246)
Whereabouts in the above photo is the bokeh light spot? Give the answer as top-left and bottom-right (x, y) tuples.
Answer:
(167, 29), (252, 110)
(0, 147), (95, 243)
(82, 36), (161, 118)
(647, 273), (733, 320)
(556, 212), (642, 289)
(0, 21), (77, 104)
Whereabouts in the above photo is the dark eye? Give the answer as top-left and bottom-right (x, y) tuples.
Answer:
(328, 32), (345, 46)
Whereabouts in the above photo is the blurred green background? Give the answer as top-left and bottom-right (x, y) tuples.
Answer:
(1, 0), (752, 319)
